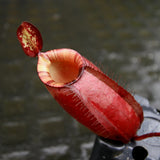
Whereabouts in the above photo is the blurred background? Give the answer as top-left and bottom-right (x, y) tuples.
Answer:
(0, 0), (160, 159)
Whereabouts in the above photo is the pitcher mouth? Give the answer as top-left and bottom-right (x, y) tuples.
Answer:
(37, 49), (84, 87)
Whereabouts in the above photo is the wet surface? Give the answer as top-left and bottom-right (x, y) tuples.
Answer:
(0, 0), (160, 159)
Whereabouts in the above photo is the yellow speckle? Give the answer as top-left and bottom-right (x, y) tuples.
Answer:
(21, 28), (37, 51)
